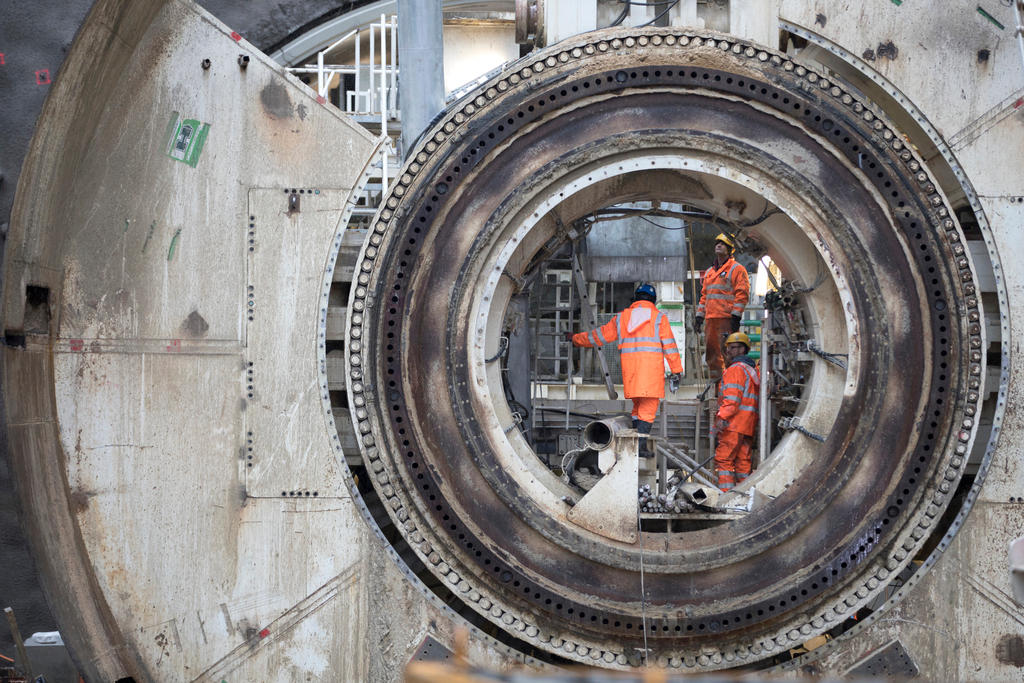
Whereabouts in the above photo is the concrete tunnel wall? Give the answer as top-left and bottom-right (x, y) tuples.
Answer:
(0, 0), (379, 661)
(0, 0), (391, 679)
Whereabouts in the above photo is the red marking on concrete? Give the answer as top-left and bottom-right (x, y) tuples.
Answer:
(35, 69), (50, 85)
(69, 339), (84, 351)
(1014, 98), (1023, 109)
(231, 31), (242, 42)
(166, 339), (181, 352)
(316, 95), (326, 105)
(0, 54), (6, 65)
(258, 628), (270, 639)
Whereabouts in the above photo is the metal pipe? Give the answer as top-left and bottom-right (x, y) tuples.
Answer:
(354, 24), (361, 111)
(380, 13), (387, 135)
(317, 48), (324, 97)
(397, 0), (445, 158)
(369, 18), (375, 112)
(312, 27), (360, 100)
(758, 308), (770, 470)
(379, 15), (391, 195)
(390, 15), (398, 116)
(582, 416), (634, 451)
(4, 607), (34, 681)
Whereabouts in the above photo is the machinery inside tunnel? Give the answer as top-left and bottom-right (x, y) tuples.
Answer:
(1, 1), (1021, 681)
(475, 178), (837, 508)
(345, 26), (986, 669)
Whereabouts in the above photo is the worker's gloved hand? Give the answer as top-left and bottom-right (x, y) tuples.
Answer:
(564, 331), (575, 343)
(730, 315), (742, 332)
(667, 373), (681, 394)
(694, 315), (704, 333)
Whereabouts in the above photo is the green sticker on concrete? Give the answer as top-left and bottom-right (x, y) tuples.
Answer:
(165, 112), (210, 167)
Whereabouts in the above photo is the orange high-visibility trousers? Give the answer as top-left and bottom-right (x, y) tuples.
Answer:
(715, 430), (752, 491)
(630, 396), (660, 423)
(705, 317), (732, 381)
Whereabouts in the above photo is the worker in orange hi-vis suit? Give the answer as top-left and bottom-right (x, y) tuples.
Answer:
(694, 233), (750, 382)
(711, 332), (760, 492)
(567, 284), (682, 457)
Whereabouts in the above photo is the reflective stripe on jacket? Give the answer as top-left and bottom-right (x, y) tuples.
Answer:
(573, 300), (683, 398)
(716, 357), (759, 436)
(697, 257), (750, 319)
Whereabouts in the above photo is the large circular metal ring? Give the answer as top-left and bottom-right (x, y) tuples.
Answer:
(344, 28), (983, 669)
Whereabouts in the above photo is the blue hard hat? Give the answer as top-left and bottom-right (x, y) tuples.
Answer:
(635, 283), (657, 299)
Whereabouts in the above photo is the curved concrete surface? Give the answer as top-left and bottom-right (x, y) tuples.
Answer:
(2, 0), (384, 679)
(0, 0), (378, 659)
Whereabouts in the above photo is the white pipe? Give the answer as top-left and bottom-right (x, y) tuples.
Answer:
(314, 27), (361, 101)
(369, 20), (375, 113)
(324, 28), (358, 56)
(288, 66), (359, 74)
(390, 15), (398, 117)
(380, 13), (387, 134)
(317, 49), (325, 97)
(380, 14), (390, 195)
(354, 28), (361, 112)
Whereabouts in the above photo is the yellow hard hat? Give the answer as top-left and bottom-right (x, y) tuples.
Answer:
(714, 233), (735, 250)
(724, 332), (750, 349)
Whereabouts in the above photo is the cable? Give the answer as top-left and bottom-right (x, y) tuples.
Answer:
(638, 214), (687, 230)
(586, 206), (714, 222)
(561, 448), (584, 486)
(637, 0), (680, 27)
(795, 425), (827, 442)
(561, 448), (602, 490)
(609, 2), (631, 27)
(735, 199), (784, 228)
(806, 339), (848, 370)
(779, 417), (827, 442)
(485, 336), (508, 363)
(800, 259), (828, 292)
(507, 399), (530, 421)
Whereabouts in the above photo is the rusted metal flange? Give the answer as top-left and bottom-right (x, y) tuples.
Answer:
(345, 27), (983, 669)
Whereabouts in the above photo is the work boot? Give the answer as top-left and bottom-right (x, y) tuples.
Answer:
(636, 420), (654, 458)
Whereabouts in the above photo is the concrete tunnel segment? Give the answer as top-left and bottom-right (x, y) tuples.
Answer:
(3, 1), (382, 679)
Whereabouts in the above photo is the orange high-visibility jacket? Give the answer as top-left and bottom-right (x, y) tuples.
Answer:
(697, 257), (750, 319)
(572, 300), (683, 399)
(716, 357), (760, 436)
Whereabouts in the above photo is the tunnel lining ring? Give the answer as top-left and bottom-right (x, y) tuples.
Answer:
(342, 28), (983, 669)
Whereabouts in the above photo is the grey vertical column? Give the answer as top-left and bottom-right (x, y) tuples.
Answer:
(506, 293), (533, 430)
(397, 0), (445, 159)
(757, 310), (770, 470)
